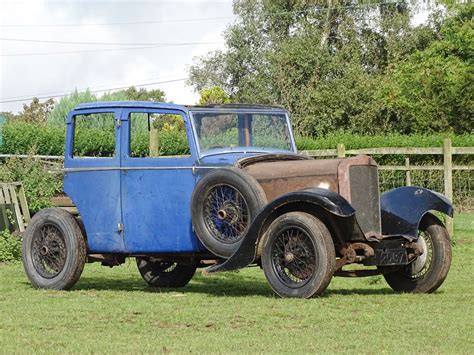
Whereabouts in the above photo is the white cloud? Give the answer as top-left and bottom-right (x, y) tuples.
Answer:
(0, 0), (233, 112)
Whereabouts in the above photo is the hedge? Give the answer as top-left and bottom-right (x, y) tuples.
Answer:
(1, 121), (473, 157)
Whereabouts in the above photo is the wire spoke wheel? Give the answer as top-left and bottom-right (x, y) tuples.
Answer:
(262, 212), (335, 298)
(22, 208), (86, 290)
(272, 227), (316, 287)
(136, 257), (197, 288)
(382, 213), (452, 293)
(204, 184), (249, 244)
(408, 230), (433, 279)
(31, 224), (67, 279)
(191, 168), (267, 258)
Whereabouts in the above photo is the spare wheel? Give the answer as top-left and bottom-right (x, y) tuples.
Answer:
(191, 167), (267, 258)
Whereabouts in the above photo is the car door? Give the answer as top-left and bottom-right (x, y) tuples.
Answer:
(63, 108), (125, 253)
(120, 108), (200, 253)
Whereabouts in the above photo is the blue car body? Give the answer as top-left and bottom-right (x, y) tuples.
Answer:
(63, 102), (296, 255)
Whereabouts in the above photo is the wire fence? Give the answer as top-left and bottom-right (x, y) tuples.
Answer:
(378, 169), (473, 212)
(301, 139), (474, 216)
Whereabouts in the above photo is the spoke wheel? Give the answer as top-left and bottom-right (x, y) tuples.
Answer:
(204, 184), (249, 244)
(191, 168), (267, 258)
(262, 212), (335, 298)
(383, 213), (452, 293)
(136, 257), (197, 288)
(272, 227), (316, 288)
(22, 208), (86, 290)
(31, 224), (67, 279)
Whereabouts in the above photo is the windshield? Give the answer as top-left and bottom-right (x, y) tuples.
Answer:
(191, 111), (295, 156)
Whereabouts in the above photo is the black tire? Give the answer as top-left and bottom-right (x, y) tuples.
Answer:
(191, 167), (267, 258)
(136, 257), (197, 287)
(261, 212), (336, 298)
(22, 208), (87, 290)
(383, 213), (452, 293)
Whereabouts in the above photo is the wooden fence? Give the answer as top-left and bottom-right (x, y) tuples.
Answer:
(301, 138), (474, 235)
(1, 138), (472, 235)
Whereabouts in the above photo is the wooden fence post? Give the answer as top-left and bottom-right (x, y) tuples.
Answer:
(405, 157), (411, 186)
(337, 143), (345, 158)
(443, 138), (454, 236)
(149, 128), (159, 157)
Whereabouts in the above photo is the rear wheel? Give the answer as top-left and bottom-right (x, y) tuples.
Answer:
(136, 257), (197, 288)
(383, 213), (452, 293)
(261, 212), (335, 298)
(22, 208), (86, 290)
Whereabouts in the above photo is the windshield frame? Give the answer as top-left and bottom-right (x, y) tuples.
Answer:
(189, 108), (297, 158)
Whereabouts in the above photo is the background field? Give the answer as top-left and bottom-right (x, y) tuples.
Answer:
(0, 214), (472, 354)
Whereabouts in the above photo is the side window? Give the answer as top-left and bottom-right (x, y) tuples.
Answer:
(129, 112), (190, 158)
(73, 112), (116, 158)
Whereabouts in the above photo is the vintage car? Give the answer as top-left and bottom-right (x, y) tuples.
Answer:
(22, 102), (453, 298)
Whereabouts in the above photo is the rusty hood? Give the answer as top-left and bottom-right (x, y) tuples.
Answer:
(237, 154), (376, 202)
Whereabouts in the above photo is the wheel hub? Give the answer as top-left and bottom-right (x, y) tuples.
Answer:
(217, 210), (227, 220)
(411, 235), (428, 275)
(284, 252), (295, 263)
(40, 246), (49, 256)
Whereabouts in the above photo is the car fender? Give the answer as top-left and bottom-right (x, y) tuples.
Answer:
(380, 186), (453, 240)
(205, 187), (359, 274)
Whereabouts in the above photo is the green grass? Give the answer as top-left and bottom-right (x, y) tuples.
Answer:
(1, 215), (473, 354)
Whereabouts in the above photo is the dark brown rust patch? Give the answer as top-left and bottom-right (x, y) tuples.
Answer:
(243, 158), (341, 202)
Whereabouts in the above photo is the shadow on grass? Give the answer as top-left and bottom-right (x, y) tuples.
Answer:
(69, 271), (394, 298)
(73, 271), (273, 297)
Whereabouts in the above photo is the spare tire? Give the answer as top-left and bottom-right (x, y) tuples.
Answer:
(191, 167), (267, 258)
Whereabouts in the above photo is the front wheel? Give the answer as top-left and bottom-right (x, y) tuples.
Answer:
(261, 212), (335, 298)
(22, 208), (86, 290)
(383, 213), (452, 293)
(136, 258), (197, 288)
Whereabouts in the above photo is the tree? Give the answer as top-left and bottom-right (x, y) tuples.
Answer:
(381, 4), (473, 134)
(17, 97), (55, 124)
(48, 87), (167, 125)
(123, 86), (166, 102)
(189, 1), (471, 136)
(198, 86), (232, 105)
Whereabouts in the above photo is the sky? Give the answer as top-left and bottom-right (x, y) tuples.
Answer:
(0, 0), (235, 113)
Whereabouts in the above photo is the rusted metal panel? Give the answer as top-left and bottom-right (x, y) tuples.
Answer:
(243, 158), (341, 201)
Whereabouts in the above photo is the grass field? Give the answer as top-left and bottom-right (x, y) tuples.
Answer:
(0, 214), (472, 353)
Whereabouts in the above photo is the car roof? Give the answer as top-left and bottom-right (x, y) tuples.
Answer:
(74, 101), (287, 112)
(74, 101), (187, 111)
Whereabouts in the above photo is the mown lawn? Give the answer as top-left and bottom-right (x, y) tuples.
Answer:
(0, 214), (472, 353)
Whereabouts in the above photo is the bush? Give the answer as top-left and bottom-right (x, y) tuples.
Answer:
(0, 154), (63, 213)
(0, 230), (22, 263)
(1, 121), (65, 155)
(295, 133), (474, 150)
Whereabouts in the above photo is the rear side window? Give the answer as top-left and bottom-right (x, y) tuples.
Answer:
(73, 112), (116, 158)
(129, 112), (190, 158)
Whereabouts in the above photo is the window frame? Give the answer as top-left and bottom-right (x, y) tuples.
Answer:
(65, 108), (121, 168)
(189, 109), (297, 158)
(121, 108), (198, 165)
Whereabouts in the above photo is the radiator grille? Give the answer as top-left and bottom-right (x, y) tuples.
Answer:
(349, 165), (381, 234)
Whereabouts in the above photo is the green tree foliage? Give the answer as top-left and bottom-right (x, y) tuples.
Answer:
(122, 86), (166, 102)
(189, 1), (472, 136)
(47, 89), (97, 126)
(198, 86), (232, 105)
(382, 4), (473, 134)
(47, 87), (167, 126)
(16, 98), (55, 124)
